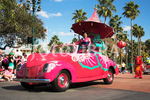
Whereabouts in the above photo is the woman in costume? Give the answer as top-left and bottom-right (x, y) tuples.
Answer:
(75, 31), (91, 53)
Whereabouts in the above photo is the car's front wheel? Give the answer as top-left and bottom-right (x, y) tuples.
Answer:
(52, 70), (70, 92)
(103, 68), (114, 84)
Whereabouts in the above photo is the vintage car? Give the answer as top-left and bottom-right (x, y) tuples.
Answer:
(14, 44), (119, 92)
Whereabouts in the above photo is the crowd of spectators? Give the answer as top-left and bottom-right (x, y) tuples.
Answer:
(0, 50), (27, 82)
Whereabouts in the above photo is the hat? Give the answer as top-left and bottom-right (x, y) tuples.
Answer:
(8, 67), (13, 69)
(9, 52), (14, 56)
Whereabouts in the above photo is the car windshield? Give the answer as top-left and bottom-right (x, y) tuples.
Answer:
(52, 45), (77, 53)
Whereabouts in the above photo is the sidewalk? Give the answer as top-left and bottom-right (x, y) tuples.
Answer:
(92, 72), (150, 93)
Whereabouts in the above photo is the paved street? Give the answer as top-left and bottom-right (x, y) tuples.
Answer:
(0, 73), (150, 100)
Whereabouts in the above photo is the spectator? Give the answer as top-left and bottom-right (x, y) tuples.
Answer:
(129, 63), (133, 73)
(2, 54), (9, 70)
(0, 50), (3, 68)
(0, 69), (5, 81)
(8, 52), (15, 70)
(121, 62), (126, 74)
(22, 54), (27, 62)
(3, 66), (13, 81)
(14, 55), (22, 67)
(0, 50), (3, 59)
(119, 64), (122, 73)
(14, 59), (21, 74)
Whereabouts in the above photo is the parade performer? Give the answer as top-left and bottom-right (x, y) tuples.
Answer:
(75, 31), (91, 53)
(134, 55), (143, 79)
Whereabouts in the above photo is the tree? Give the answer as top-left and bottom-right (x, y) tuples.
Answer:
(116, 31), (129, 65)
(48, 35), (60, 46)
(72, 9), (88, 23)
(97, 0), (117, 24)
(97, 0), (117, 57)
(145, 39), (150, 54)
(0, 0), (18, 24)
(71, 38), (78, 44)
(118, 31), (129, 66)
(37, 45), (42, 51)
(132, 24), (145, 55)
(109, 15), (123, 63)
(36, 45), (45, 53)
(0, 0), (46, 50)
(109, 15), (123, 45)
(48, 35), (61, 51)
(141, 52), (149, 63)
(122, 1), (140, 70)
(141, 42), (147, 53)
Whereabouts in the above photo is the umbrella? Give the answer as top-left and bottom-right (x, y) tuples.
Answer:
(71, 6), (115, 39)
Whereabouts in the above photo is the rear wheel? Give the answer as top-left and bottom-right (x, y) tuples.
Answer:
(103, 68), (114, 84)
(52, 70), (70, 92)
(21, 82), (35, 89)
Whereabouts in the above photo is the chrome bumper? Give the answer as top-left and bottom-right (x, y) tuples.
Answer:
(13, 78), (50, 83)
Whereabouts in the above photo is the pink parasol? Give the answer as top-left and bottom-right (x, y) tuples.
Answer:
(71, 6), (115, 39)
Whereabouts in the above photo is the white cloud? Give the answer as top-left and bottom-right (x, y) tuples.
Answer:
(36, 10), (62, 18)
(52, 31), (56, 34)
(36, 10), (50, 18)
(54, 0), (63, 2)
(59, 32), (74, 36)
(123, 25), (131, 31)
(49, 12), (62, 17)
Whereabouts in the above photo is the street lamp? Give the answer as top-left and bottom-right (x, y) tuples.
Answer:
(26, 0), (41, 52)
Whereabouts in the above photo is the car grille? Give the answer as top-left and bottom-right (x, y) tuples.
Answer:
(27, 66), (39, 79)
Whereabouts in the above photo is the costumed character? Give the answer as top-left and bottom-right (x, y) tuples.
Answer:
(134, 55), (143, 79)
(75, 31), (91, 53)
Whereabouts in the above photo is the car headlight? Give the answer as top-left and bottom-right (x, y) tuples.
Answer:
(16, 64), (22, 72)
(43, 63), (49, 73)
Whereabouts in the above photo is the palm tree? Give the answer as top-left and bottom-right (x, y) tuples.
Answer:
(116, 31), (129, 65)
(122, 1), (140, 70)
(37, 45), (42, 51)
(72, 9), (88, 23)
(141, 42), (147, 53)
(132, 24), (145, 55)
(145, 39), (150, 54)
(48, 35), (60, 51)
(71, 38), (78, 44)
(109, 15), (122, 62)
(97, 0), (117, 57)
(97, 0), (117, 24)
(138, 27), (145, 56)
(109, 15), (123, 44)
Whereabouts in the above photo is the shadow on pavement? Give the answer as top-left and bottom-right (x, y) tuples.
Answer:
(1, 81), (105, 93)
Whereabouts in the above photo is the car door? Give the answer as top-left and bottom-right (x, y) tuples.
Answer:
(76, 53), (103, 78)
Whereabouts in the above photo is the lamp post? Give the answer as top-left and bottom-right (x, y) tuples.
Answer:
(26, 0), (41, 52)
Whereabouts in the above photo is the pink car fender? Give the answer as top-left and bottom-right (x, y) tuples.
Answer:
(44, 61), (76, 83)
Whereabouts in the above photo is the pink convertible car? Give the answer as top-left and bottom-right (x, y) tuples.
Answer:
(14, 44), (119, 92)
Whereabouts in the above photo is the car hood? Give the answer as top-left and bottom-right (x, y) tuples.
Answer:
(27, 53), (70, 67)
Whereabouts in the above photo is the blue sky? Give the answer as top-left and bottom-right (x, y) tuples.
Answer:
(32, 0), (150, 46)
